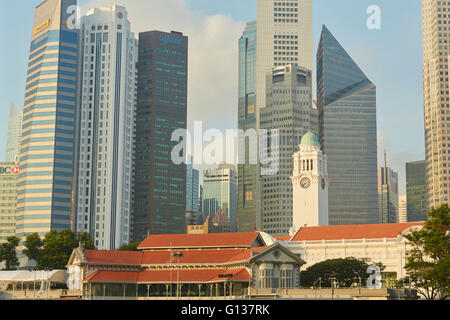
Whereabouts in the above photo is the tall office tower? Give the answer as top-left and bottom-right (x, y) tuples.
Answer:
(237, 21), (258, 232)
(5, 102), (23, 163)
(202, 165), (237, 230)
(422, 0), (450, 209)
(72, 6), (137, 249)
(186, 156), (200, 212)
(17, 0), (78, 238)
(377, 154), (399, 224)
(0, 163), (19, 243)
(238, 0), (313, 232)
(406, 160), (429, 221)
(398, 195), (407, 223)
(317, 26), (378, 225)
(260, 65), (317, 236)
(133, 31), (188, 240)
(257, 0), (313, 109)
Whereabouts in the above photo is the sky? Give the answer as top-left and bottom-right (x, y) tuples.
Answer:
(0, 0), (424, 195)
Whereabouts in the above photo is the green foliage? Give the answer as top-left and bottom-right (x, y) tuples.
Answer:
(23, 233), (43, 262)
(118, 242), (140, 251)
(403, 204), (450, 300)
(0, 236), (20, 270)
(23, 229), (96, 270)
(300, 257), (385, 288)
(77, 231), (96, 250)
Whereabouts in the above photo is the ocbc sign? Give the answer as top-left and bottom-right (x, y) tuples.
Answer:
(0, 167), (19, 175)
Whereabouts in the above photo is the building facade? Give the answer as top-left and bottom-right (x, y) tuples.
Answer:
(256, 0), (313, 110)
(186, 157), (200, 212)
(72, 6), (137, 250)
(316, 25), (378, 225)
(203, 165), (237, 230)
(0, 163), (19, 243)
(281, 222), (425, 284)
(237, 21), (259, 233)
(17, 0), (79, 238)
(5, 102), (22, 163)
(133, 31), (188, 240)
(406, 160), (429, 221)
(259, 65), (317, 236)
(422, 0), (450, 209)
(292, 131), (328, 230)
(66, 232), (305, 298)
(378, 156), (399, 224)
(398, 195), (407, 223)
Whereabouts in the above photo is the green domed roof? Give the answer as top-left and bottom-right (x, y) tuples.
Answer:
(300, 131), (320, 146)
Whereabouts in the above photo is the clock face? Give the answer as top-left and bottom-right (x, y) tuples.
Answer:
(300, 177), (311, 189)
(321, 178), (326, 190)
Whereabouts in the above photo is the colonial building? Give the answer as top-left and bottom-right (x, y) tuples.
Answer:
(66, 232), (305, 298)
(279, 222), (424, 286)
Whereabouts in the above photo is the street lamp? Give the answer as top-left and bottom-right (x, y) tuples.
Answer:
(218, 274), (233, 300)
(172, 252), (183, 299)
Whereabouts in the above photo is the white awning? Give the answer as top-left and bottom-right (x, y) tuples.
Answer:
(0, 270), (67, 283)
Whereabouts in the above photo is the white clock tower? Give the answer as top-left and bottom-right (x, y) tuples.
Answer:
(291, 131), (329, 232)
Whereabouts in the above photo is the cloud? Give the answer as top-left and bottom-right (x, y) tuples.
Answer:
(82, 0), (245, 172)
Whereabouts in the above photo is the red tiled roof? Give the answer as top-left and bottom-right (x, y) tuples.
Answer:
(141, 249), (248, 265)
(273, 236), (291, 241)
(290, 222), (425, 242)
(84, 269), (250, 284)
(84, 250), (143, 265)
(83, 270), (139, 283)
(137, 232), (261, 250)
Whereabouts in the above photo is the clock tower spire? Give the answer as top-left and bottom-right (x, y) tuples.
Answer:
(291, 131), (329, 231)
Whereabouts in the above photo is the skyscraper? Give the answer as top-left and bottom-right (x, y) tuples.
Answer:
(186, 157), (200, 212)
(5, 102), (23, 163)
(133, 31), (188, 241)
(422, 0), (450, 208)
(377, 154), (399, 224)
(17, 0), (78, 238)
(0, 163), (19, 243)
(260, 65), (317, 235)
(237, 21), (258, 232)
(238, 0), (313, 232)
(398, 195), (407, 223)
(406, 160), (428, 221)
(316, 25), (378, 225)
(202, 165), (237, 230)
(257, 0), (313, 109)
(72, 6), (137, 250)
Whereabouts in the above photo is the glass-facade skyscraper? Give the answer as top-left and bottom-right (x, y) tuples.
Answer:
(237, 21), (258, 232)
(133, 31), (188, 241)
(406, 160), (428, 222)
(317, 25), (378, 225)
(203, 165), (237, 231)
(17, 0), (78, 237)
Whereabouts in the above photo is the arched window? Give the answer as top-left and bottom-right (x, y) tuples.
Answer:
(311, 159), (314, 171)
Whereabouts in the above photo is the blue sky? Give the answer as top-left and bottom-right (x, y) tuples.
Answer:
(0, 0), (423, 194)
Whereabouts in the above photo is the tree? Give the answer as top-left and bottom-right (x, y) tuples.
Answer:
(118, 242), (140, 251)
(0, 236), (20, 270)
(23, 229), (96, 270)
(23, 233), (43, 262)
(300, 257), (385, 288)
(402, 204), (450, 300)
(77, 231), (96, 250)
